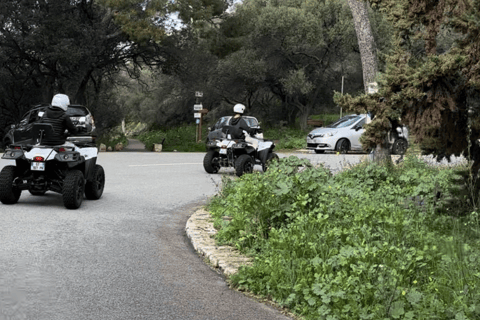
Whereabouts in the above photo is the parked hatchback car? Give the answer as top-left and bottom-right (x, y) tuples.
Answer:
(306, 114), (409, 155)
(206, 116), (263, 144)
(2, 104), (96, 148)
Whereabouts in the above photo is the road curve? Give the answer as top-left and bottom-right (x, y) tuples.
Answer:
(0, 152), (299, 320)
(0, 150), (368, 319)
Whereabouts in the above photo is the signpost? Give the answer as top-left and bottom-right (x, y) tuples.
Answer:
(194, 92), (208, 142)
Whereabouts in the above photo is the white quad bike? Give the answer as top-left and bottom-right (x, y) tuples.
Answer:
(203, 126), (279, 177)
(0, 123), (105, 209)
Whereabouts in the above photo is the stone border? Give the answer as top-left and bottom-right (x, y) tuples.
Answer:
(185, 208), (252, 276)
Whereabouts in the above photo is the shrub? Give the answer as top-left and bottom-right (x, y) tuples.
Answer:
(208, 155), (480, 319)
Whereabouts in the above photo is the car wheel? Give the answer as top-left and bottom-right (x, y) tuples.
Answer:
(262, 152), (279, 172)
(85, 165), (105, 200)
(235, 154), (254, 177)
(62, 170), (84, 209)
(392, 138), (408, 155)
(336, 139), (350, 154)
(0, 166), (21, 204)
(203, 150), (220, 174)
(314, 150), (325, 154)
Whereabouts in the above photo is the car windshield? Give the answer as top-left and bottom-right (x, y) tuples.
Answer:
(215, 116), (258, 129)
(243, 117), (259, 127)
(327, 115), (363, 128)
(215, 117), (231, 129)
(66, 106), (89, 116)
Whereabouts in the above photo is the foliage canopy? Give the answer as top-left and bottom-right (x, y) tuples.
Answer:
(335, 0), (480, 172)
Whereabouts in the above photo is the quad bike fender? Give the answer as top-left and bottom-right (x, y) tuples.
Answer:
(84, 158), (97, 181)
(258, 141), (275, 164)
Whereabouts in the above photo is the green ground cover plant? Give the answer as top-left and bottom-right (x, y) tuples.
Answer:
(136, 124), (208, 152)
(208, 156), (480, 319)
(97, 132), (128, 150)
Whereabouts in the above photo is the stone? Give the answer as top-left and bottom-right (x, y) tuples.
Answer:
(99, 143), (107, 152)
(107, 146), (112, 151)
(114, 142), (124, 151)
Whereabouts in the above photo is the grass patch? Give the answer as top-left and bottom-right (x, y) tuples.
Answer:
(97, 132), (128, 150)
(208, 155), (480, 319)
(136, 124), (209, 152)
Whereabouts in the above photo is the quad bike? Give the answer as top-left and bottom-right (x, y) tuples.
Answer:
(0, 123), (105, 209)
(203, 127), (279, 177)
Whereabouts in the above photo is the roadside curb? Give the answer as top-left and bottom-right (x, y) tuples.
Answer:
(185, 208), (252, 276)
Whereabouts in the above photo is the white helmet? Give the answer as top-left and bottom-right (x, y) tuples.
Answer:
(51, 94), (70, 111)
(233, 103), (246, 114)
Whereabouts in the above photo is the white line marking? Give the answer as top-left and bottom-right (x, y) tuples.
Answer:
(129, 163), (202, 167)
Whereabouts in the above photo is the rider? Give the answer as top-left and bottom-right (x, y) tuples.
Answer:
(40, 94), (81, 145)
(227, 103), (259, 140)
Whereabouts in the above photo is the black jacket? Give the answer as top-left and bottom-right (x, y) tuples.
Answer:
(228, 116), (256, 139)
(40, 106), (79, 145)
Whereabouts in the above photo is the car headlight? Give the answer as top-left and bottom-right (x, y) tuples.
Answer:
(326, 131), (337, 137)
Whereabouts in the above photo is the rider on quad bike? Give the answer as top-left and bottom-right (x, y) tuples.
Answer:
(228, 104), (259, 140)
(41, 94), (84, 144)
(0, 94), (104, 209)
(203, 104), (278, 176)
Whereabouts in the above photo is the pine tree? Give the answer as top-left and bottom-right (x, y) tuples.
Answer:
(335, 0), (480, 174)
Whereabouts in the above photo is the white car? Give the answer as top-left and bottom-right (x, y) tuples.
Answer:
(306, 114), (409, 154)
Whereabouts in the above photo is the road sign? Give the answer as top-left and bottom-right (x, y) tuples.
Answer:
(194, 113), (201, 118)
(199, 109), (209, 114)
(195, 91), (203, 97)
(194, 104), (203, 111)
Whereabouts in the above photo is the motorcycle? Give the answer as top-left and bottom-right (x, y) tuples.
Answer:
(0, 123), (105, 209)
(203, 126), (279, 177)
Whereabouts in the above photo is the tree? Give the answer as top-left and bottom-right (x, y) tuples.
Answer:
(347, 0), (378, 93)
(336, 0), (480, 174)
(0, 0), (166, 134)
(211, 0), (363, 129)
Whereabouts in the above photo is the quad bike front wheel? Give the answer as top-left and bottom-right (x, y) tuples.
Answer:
(63, 170), (85, 209)
(235, 154), (254, 177)
(203, 150), (220, 174)
(262, 152), (279, 172)
(0, 165), (21, 204)
(85, 165), (105, 200)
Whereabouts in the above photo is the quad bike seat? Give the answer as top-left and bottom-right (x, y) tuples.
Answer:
(31, 123), (55, 145)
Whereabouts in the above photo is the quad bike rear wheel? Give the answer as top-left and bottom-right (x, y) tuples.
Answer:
(85, 165), (105, 200)
(0, 165), (21, 204)
(203, 150), (220, 174)
(235, 154), (254, 177)
(63, 170), (84, 209)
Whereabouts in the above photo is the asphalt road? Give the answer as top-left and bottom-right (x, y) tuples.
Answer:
(0, 151), (364, 320)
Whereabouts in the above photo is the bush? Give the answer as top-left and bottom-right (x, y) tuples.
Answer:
(264, 127), (307, 150)
(208, 155), (480, 319)
(136, 124), (208, 152)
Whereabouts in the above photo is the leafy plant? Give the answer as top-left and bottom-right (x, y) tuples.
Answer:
(208, 155), (480, 319)
(136, 124), (208, 152)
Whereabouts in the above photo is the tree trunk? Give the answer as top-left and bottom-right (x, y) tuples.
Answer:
(348, 0), (391, 163)
(347, 0), (378, 92)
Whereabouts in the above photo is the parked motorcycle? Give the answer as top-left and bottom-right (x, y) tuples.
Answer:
(0, 123), (105, 209)
(203, 126), (278, 177)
